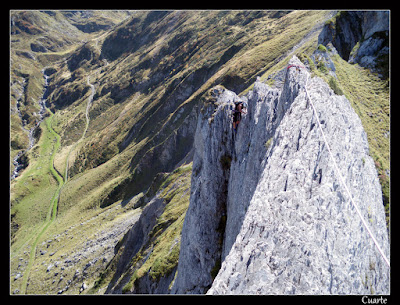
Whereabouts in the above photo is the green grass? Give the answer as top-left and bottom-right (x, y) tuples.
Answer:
(113, 163), (192, 294)
(12, 109), (65, 294)
(317, 44), (327, 52)
(11, 118), (59, 244)
(241, 11), (327, 95)
(232, 11), (327, 93)
(332, 55), (390, 224)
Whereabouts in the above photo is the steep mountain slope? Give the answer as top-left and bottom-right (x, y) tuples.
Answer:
(10, 10), (389, 295)
(58, 10), (329, 207)
(10, 10), (134, 295)
(10, 11), (132, 165)
(11, 10), (332, 295)
(173, 56), (389, 294)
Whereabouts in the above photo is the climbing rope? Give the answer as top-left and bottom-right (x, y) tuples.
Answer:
(287, 64), (390, 268)
(286, 64), (306, 71)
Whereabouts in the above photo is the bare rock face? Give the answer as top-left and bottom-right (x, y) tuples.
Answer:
(173, 56), (390, 294)
(171, 86), (237, 294)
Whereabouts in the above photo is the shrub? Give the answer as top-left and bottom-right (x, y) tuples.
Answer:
(317, 44), (327, 52)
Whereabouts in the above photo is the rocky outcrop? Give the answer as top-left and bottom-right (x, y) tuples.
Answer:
(106, 197), (165, 293)
(318, 11), (389, 77)
(173, 56), (390, 294)
(171, 86), (236, 293)
(318, 11), (363, 61)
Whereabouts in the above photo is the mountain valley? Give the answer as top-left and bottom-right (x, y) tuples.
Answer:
(10, 10), (389, 295)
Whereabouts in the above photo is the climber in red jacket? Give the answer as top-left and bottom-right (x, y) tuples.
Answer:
(232, 101), (246, 132)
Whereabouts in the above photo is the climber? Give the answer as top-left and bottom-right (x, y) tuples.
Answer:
(232, 101), (246, 132)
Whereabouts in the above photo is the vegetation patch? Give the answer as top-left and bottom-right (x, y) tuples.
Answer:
(220, 154), (232, 171)
(333, 55), (389, 226)
(119, 163), (192, 293)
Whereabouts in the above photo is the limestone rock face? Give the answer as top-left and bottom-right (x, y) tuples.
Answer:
(171, 86), (237, 294)
(173, 56), (390, 294)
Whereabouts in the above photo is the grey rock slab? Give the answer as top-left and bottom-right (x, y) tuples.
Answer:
(208, 57), (389, 294)
(173, 55), (389, 295)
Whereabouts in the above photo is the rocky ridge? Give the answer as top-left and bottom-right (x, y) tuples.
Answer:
(10, 11), (389, 295)
(173, 56), (389, 294)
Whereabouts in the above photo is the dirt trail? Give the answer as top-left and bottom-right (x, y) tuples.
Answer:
(64, 76), (94, 182)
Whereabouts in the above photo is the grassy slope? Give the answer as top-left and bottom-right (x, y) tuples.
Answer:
(13, 10), (357, 294)
(20, 114), (63, 294)
(37, 11), (325, 215)
(11, 111), (64, 294)
(89, 163), (192, 294)
(11, 116), (59, 244)
(10, 11), (132, 294)
(10, 10), (131, 172)
(10, 11), (84, 165)
(333, 55), (390, 225)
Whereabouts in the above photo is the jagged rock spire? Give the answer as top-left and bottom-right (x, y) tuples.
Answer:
(173, 56), (389, 295)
